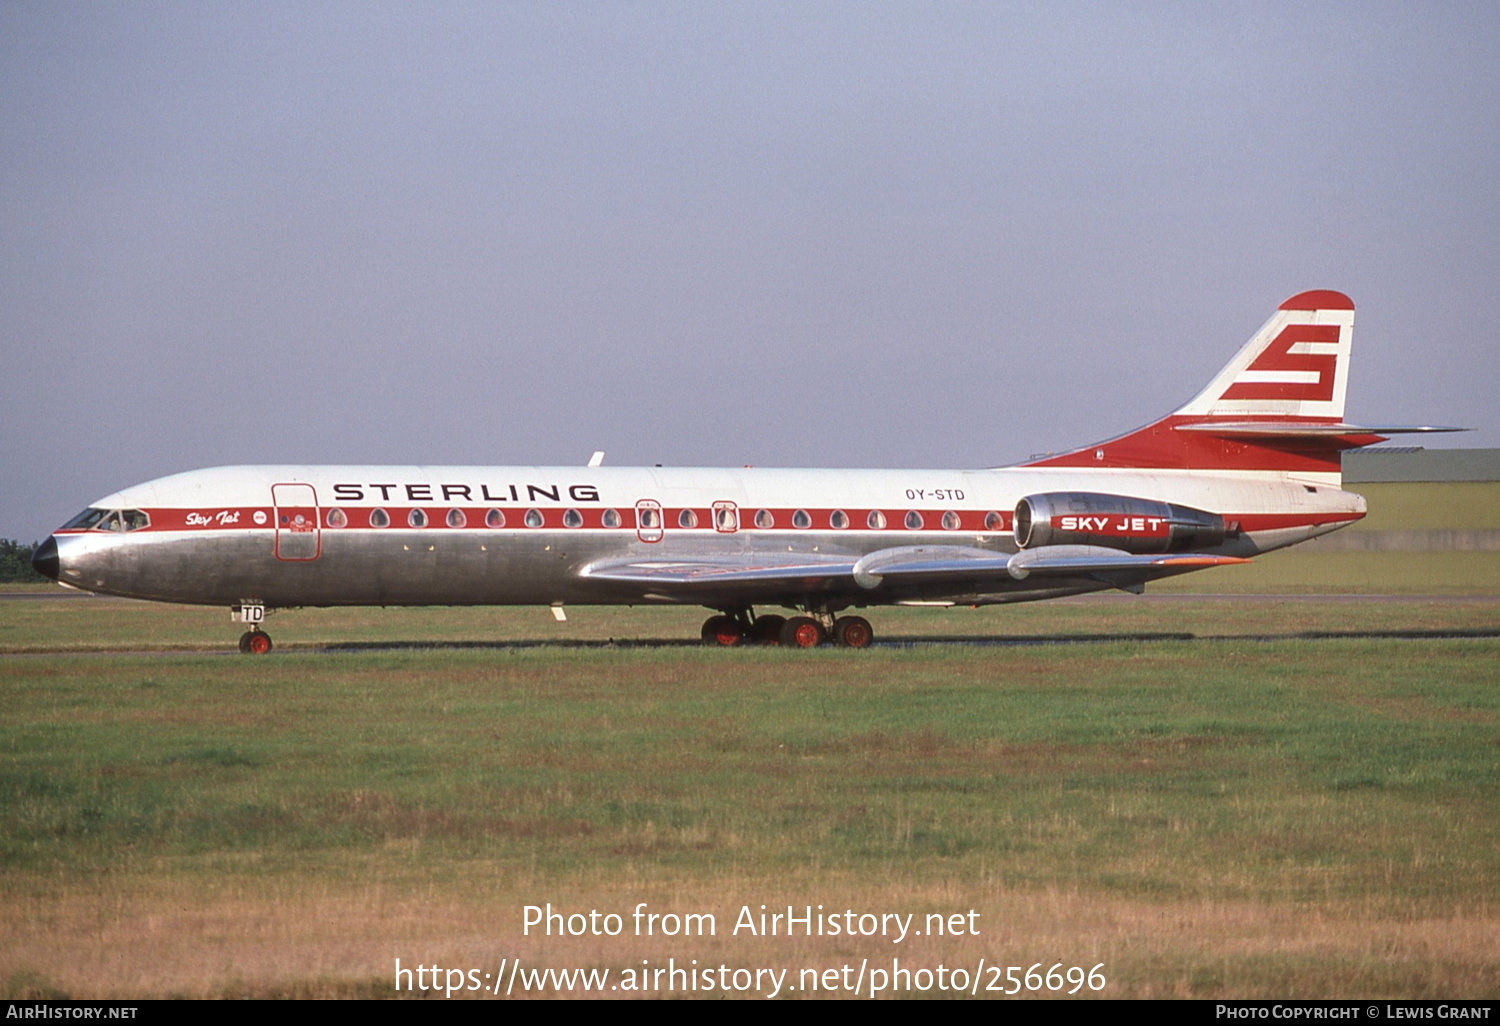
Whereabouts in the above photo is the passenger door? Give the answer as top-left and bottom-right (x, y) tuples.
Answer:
(713, 501), (739, 533)
(635, 499), (663, 543)
(272, 483), (321, 560)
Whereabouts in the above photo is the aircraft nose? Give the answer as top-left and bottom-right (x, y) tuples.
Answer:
(32, 536), (59, 581)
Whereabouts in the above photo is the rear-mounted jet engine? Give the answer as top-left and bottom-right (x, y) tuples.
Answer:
(1013, 492), (1227, 554)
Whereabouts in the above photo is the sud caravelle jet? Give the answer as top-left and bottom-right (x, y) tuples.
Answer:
(32, 291), (1458, 652)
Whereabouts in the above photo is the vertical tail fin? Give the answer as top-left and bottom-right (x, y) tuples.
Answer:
(1175, 289), (1354, 420)
(1023, 290), (1372, 478)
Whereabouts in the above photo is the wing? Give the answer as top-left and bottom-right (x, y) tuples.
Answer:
(579, 545), (1248, 606)
(852, 544), (1247, 587)
(577, 552), (862, 606)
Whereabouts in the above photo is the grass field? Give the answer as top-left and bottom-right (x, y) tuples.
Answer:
(1151, 551), (1500, 594)
(1346, 483), (1500, 530)
(3, 593), (1498, 999)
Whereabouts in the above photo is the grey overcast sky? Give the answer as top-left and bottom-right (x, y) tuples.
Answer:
(3, 2), (1497, 541)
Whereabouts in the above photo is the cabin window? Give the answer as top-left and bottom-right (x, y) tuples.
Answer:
(792, 509), (811, 529)
(601, 508), (621, 529)
(326, 508), (348, 529)
(485, 509), (506, 528)
(904, 510), (924, 530)
(446, 508), (467, 528)
(754, 509), (775, 529)
(524, 509), (544, 528)
(563, 508), (584, 528)
(941, 511), (961, 531)
(829, 509), (849, 529)
(867, 510), (887, 530)
(984, 511), (1005, 532)
(369, 508), (390, 528)
(638, 506), (661, 529)
(408, 508), (428, 528)
(714, 505), (738, 532)
(678, 508), (698, 529)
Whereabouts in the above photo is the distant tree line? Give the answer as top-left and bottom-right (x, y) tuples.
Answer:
(0, 539), (46, 582)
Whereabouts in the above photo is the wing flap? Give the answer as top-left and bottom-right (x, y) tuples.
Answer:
(1004, 544), (1250, 578)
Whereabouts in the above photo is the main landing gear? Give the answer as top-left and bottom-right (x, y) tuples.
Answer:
(700, 610), (874, 649)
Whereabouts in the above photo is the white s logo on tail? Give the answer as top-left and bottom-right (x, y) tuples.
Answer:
(1178, 290), (1354, 419)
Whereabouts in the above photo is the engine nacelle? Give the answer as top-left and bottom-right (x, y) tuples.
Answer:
(1013, 492), (1226, 553)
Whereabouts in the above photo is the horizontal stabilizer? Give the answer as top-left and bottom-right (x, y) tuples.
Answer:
(1174, 422), (1467, 438)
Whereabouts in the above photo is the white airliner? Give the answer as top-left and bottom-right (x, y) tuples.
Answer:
(32, 290), (1458, 652)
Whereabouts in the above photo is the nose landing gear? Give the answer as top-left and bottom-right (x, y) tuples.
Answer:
(234, 603), (272, 654)
(238, 629), (273, 654)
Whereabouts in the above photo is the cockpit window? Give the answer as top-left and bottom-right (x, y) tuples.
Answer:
(63, 508), (109, 530)
(62, 508), (150, 532)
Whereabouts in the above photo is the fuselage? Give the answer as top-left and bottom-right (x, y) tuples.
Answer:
(42, 463), (1365, 609)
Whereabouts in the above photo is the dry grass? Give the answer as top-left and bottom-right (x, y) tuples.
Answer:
(5, 872), (1496, 998)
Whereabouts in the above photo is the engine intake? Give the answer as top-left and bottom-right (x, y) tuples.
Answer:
(1014, 492), (1226, 553)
